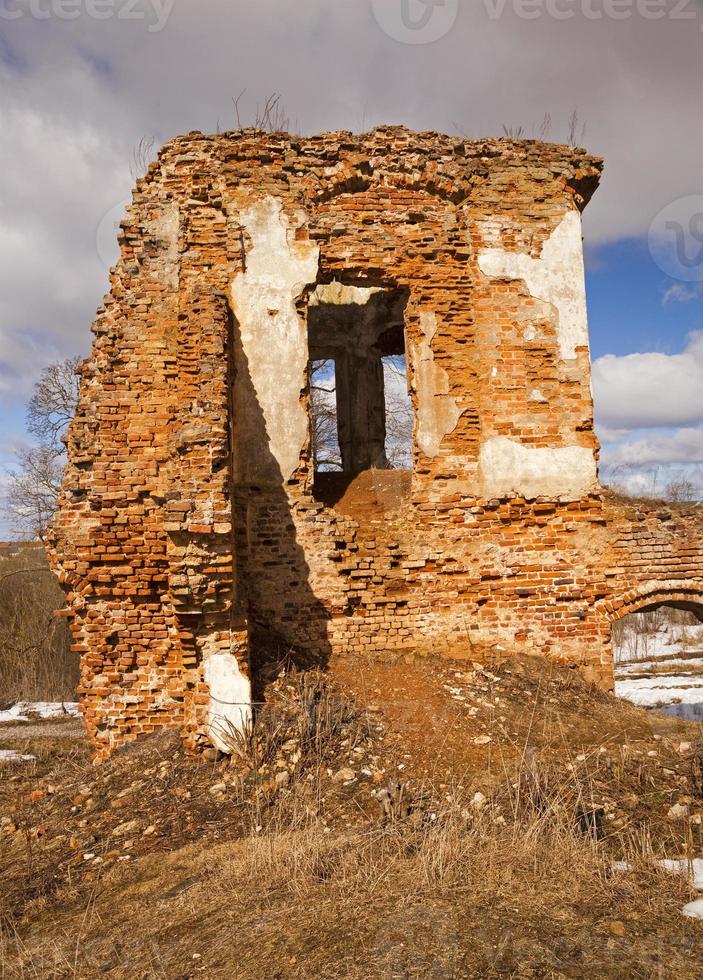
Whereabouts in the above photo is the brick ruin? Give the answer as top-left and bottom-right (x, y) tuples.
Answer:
(47, 127), (703, 755)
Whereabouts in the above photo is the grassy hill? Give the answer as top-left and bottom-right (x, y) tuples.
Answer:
(1, 652), (702, 978)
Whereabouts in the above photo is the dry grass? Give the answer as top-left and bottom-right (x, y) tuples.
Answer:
(218, 668), (363, 774)
(0, 545), (76, 703)
(3, 658), (703, 977)
(1, 781), (699, 979)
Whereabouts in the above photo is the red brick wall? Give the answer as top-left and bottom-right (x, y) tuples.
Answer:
(46, 128), (703, 755)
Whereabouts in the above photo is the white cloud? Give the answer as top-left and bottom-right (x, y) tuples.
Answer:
(3, 2), (703, 508)
(601, 428), (703, 468)
(592, 332), (703, 430)
(594, 333), (703, 498)
(662, 283), (703, 305)
(0, 103), (131, 401)
(596, 425), (629, 444)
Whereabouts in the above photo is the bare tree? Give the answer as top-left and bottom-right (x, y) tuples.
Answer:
(665, 476), (697, 503)
(5, 357), (80, 539)
(26, 356), (80, 446)
(309, 356), (413, 473)
(310, 359), (342, 471)
(382, 355), (413, 470)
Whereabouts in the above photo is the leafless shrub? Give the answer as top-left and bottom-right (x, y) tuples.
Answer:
(604, 463), (700, 505)
(567, 109), (587, 147)
(130, 136), (156, 180)
(294, 669), (358, 753)
(665, 477), (697, 503)
(536, 111), (552, 140)
(501, 122), (526, 139)
(372, 780), (411, 823)
(0, 545), (76, 702)
(219, 714), (283, 775)
(500, 110), (586, 146)
(232, 90), (294, 133)
(217, 668), (361, 779)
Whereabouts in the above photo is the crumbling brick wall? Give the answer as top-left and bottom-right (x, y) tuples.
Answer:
(46, 127), (703, 756)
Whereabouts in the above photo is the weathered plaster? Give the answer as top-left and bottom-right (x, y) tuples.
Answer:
(478, 436), (597, 500)
(410, 311), (462, 458)
(231, 196), (319, 483)
(203, 645), (252, 752)
(309, 280), (381, 307)
(477, 210), (589, 361)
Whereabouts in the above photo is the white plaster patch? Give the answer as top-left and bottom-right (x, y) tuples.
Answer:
(203, 649), (252, 753)
(528, 389), (547, 403)
(478, 436), (597, 500)
(478, 211), (589, 361)
(309, 280), (381, 307)
(410, 311), (462, 458)
(231, 197), (319, 482)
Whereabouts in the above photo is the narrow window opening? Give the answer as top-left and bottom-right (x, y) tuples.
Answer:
(310, 358), (342, 472)
(307, 282), (411, 488)
(382, 352), (413, 470)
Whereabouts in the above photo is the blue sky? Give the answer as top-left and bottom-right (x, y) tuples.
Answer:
(2, 1), (703, 533)
(586, 240), (703, 360)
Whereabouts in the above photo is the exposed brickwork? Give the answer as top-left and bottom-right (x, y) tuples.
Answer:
(46, 127), (703, 756)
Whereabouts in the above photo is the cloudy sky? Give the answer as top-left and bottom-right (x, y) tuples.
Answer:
(1, 0), (703, 533)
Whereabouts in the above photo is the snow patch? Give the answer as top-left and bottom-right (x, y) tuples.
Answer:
(0, 702), (79, 724)
(682, 899), (703, 919)
(615, 675), (703, 708)
(0, 749), (35, 763)
(660, 858), (703, 891)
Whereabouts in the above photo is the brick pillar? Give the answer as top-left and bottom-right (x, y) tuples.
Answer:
(336, 348), (389, 472)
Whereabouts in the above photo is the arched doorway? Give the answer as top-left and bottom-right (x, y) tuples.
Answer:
(609, 588), (703, 720)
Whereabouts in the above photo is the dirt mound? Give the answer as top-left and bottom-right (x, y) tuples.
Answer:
(312, 469), (411, 519)
(2, 654), (703, 977)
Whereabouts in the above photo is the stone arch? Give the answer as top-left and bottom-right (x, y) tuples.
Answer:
(603, 581), (703, 626)
(587, 581), (703, 689)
